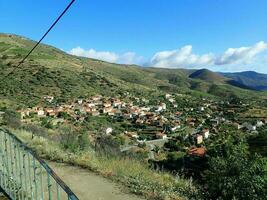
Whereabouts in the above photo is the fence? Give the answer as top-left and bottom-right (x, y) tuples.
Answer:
(0, 128), (79, 200)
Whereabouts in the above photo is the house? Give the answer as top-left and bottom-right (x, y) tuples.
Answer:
(161, 103), (166, 110)
(176, 112), (182, 117)
(20, 110), (30, 119)
(44, 96), (54, 103)
(256, 120), (264, 127)
(234, 122), (243, 130)
(87, 103), (95, 108)
(171, 125), (181, 132)
(168, 98), (175, 103)
(103, 102), (112, 108)
(37, 110), (45, 117)
(188, 122), (195, 127)
(103, 107), (113, 114)
(242, 122), (256, 131)
(125, 131), (139, 139)
(199, 107), (205, 111)
(196, 134), (203, 144)
(112, 100), (122, 107)
(85, 107), (97, 113)
(92, 95), (102, 101)
(202, 128), (210, 139)
(45, 108), (56, 116)
(156, 132), (168, 140)
(106, 127), (113, 135)
(165, 94), (172, 99)
(107, 109), (117, 116)
(77, 99), (83, 105)
(188, 147), (206, 157)
(91, 111), (100, 116)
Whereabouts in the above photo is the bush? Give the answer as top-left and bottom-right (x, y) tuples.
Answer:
(2, 110), (21, 129)
(58, 125), (90, 152)
(23, 124), (49, 138)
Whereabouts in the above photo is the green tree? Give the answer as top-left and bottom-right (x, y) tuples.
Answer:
(203, 140), (267, 200)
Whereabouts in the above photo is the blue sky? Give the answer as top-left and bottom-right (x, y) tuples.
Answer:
(1, 0), (267, 73)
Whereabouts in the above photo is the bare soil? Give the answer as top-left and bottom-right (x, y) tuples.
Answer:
(49, 162), (144, 200)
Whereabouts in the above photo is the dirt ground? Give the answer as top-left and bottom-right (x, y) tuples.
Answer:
(49, 162), (144, 200)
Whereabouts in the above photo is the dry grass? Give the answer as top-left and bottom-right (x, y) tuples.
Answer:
(12, 128), (200, 200)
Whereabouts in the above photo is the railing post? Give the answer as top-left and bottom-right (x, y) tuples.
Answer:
(47, 174), (52, 200)
(0, 128), (80, 200)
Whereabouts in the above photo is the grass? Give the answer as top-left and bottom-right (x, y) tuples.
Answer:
(11, 128), (200, 200)
(1, 33), (266, 108)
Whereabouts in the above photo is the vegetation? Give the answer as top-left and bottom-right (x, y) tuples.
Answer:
(1, 33), (267, 200)
(0, 34), (266, 108)
(203, 136), (267, 200)
(11, 128), (200, 200)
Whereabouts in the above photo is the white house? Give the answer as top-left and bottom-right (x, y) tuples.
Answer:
(256, 120), (264, 127)
(106, 127), (113, 135)
(37, 110), (45, 117)
(196, 134), (203, 144)
(202, 129), (210, 139)
(169, 98), (175, 103)
(165, 94), (172, 99)
(78, 99), (83, 105)
(171, 125), (181, 132)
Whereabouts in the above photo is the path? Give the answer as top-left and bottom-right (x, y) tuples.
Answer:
(49, 162), (144, 200)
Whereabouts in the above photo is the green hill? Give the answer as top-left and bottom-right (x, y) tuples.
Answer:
(0, 33), (266, 107)
(222, 71), (267, 91)
(189, 68), (225, 82)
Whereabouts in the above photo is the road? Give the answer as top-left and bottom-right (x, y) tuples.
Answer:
(49, 162), (144, 200)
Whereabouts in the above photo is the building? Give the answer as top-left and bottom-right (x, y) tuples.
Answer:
(196, 134), (203, 144)
(37, 110), (45, 117)
(202, 128), (210, 139)
(156, 132), (168, 140)
(106, 127), (113, 135)
(188, 147), (206, 157)
(125, 131), (139, 139)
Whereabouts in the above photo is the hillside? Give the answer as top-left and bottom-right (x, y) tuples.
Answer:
(222, 71), (267, 91)
(189, 68), (225, 82)
(0, 33), (266, 107)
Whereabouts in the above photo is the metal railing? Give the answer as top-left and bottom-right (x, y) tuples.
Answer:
(0, 128), (79, 200)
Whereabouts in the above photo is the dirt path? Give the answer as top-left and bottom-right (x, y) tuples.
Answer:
(49, 162), (144, 200)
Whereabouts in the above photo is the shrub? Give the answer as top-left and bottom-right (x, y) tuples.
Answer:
(2, 109), (21, 129)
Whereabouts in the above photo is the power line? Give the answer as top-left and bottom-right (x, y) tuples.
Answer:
(3, 0), (76, 80)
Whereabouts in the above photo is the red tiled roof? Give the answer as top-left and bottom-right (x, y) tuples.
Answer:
(188, 147), (206, 157)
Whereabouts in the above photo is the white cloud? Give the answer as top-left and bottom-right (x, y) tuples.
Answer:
(215, 41), (267, 65)
(68, 47), (144, 65)
(149, 41), (267, 71)
(150, 45), (214, 68)
(68, 41), (267, 73)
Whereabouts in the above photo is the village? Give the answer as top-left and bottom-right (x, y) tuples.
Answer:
(18, 93), (267, 160)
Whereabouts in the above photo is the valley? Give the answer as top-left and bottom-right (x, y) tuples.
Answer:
(0, 33), (266, 200)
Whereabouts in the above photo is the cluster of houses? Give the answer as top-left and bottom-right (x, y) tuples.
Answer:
(18, 94), (267, 158)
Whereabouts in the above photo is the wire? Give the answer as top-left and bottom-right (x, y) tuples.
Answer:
(2, 0), (76, 80)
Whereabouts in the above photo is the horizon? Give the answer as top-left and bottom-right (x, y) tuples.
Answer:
(1, 0), (267, 73)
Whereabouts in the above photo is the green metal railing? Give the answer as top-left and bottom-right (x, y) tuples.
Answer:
(0, 128), (79, 200)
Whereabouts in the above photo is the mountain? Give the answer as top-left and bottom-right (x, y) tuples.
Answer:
(221, 71), (267, 91)
(189, 69), (225, 82)
(0, 33), (266, 107)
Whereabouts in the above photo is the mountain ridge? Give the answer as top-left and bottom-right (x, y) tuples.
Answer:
(0, 33), (266, 107)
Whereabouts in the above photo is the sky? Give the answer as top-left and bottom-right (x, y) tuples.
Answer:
(1, 0), (267, 73)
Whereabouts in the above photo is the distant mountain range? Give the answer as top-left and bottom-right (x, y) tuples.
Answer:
(220, 71), (267, 91)
(188, 68), (267, 91)
(0, 33), (266, 106)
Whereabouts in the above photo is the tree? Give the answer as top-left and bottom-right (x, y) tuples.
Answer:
(203, 139), (267, 200)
